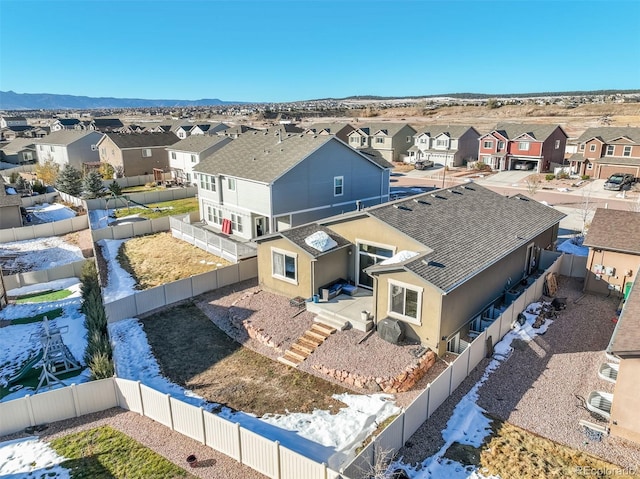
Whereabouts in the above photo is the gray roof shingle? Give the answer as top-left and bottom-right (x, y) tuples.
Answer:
(279, 224), (351, 258)
(574, 127), (640, 144)
(367, 185), (565, 292)
(492, 123), (564, 141)
(103, 132), (180, 149)
(167, 135), (230, 154)
(583, 209), (640, 254)
(609, 277), (640, 356)
(36, 130), (102, 146)
(415, 125), (478, 138)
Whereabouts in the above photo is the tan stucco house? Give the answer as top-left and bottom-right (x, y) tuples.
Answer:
(582, 209), (640, 296)
(0, 176), (23, 229)
(256, 184), (564, 356)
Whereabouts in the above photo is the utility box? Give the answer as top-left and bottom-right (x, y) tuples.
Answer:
(378, 317), (405, 344)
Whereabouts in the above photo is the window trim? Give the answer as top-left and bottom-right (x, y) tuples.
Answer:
(518, 141), (530, 151)
(271, 247), (298, 284)
(623, 145), (632, 157)
(171, 151), (177, 160)
(605, 145), (615, 156)
(230, 212), (243, 233)
(142, 148), (152, 157)
(483, 140), (493, 149)
(554, 140), (561, 150)
(228, 177), (236, 191)
(387, 279), (422, 325)
(589, 144), (597, 152)
(334, 175), (344, 196)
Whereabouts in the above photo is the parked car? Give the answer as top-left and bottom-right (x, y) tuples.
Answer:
(414, 159), (434, 170)
(513, 161), (535, 170)
(603, 173), (635, 191)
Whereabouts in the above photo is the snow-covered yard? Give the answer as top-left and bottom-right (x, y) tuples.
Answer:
(26, 203), (76, 223)
(0, 236), (83, 273)
(0, 436), (70, 479)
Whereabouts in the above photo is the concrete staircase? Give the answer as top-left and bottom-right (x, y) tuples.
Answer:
(278, 323), (336, 368)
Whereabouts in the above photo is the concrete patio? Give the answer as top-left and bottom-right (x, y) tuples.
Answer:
(305, 290), (374, 332)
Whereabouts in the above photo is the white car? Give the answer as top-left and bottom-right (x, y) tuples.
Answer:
(514, 161), (534, 170)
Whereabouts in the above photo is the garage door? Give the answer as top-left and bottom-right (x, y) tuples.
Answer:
(597, 164), (640, 180)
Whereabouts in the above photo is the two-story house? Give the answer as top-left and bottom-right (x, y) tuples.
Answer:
(0, 116), (28, 128)
(218, 124), (259, 138)
(567, 127), (640, 179)
(50, 118), (84, 132)
(193, 130), (392, 240)
(0, 138), (37, 164)
(304, 123), (356, 143)
(256, 183), (564, 356)
(477, 123), (567, 172)
(35, 130), (103, 171)
(191, 123), (229, 136)
(167, 135), (232, 185)
(407, 125), (480, 167)
(346, 123), (417, 163)
(90, 118), (125, 132)
(96, 132), (180, 177)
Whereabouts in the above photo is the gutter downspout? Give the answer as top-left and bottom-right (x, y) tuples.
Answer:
(372, 274), (378, 325)
(311, 260), (316, 299)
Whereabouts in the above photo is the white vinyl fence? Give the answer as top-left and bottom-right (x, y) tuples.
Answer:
(104, 257), (258, 322)
(84, 186), (198, 211)
(170, 216), (257, 262)
(0, 215), (88, 243)
(559, 253), (588, 278)
(0, 377), (342, 479)
(340, 255), (564, 479)
(3, 259), (90, 290)
(21, 192), (59, 207)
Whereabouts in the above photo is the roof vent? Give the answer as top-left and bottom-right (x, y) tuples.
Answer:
(462, 185), (475, 191)
(413, 199), (431, 205)
(448, 189), (463, 195)
(424, 259), (445, 268)
(393, 204), (412, 211)
(430, 194), (447, 200)
(517, 196), (529, 201)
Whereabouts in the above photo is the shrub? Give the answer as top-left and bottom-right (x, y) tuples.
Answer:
(89, 351), (115, 380)
(84, 331), (111, 365)
(9, 171), (19, 183)
(545, 174), (555, 181)
(108, 180), (122, 196)
(556, 172), (570, 180)
(581, 175), (591, 180)
(32, 180), (47, 194)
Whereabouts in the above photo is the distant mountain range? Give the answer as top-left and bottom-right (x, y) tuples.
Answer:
(0, 91), (245, 110)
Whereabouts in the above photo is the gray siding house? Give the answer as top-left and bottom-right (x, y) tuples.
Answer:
(408, 125), (480, 167)
(346, 123), (417, 163)
(35, 130), (103, 170)
(193, 130), (392, 240)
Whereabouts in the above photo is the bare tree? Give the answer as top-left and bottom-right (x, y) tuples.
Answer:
(525, 174), (542, 196)
(578, 184), (596, 236)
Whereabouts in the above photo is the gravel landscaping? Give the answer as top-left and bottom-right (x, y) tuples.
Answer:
(398, 276), (640, 470)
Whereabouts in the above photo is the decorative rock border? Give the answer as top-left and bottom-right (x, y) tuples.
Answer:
(313, 349), (437, 393)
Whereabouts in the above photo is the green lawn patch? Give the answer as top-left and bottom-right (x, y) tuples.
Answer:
(15, 289), (73, 304)
(113, 197), (198, 220)
(0, 364), (83, 400)
(4, 307), (63, 325)
(49, 425), (194, 479)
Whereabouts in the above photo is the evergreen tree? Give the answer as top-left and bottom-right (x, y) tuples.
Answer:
(55, 164), (83, 196)
(83, 170), (104, 198)
(108, 180), (122, 196)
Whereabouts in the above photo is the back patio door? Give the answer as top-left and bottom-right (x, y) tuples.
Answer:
(357, 242), (394, 289)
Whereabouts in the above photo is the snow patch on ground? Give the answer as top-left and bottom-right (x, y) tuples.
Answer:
(28, 203), (76, 223)
(0, 436), (70, 479)
(0, 236), (83, 272)
(98, 239), (137, 303)
(7, 277), (82, 298)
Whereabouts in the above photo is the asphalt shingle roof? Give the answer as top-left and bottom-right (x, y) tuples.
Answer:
(593, 157), (640, 166)
(279, 224), (351, 258)
(103, 132), (180, 149)
(367, 184), (565, 292)
(0, 138), (36, 154)
(359, 123), (416, 137)
(36, 130), (102, 146)
(492, 123), (563, 141)
(415, 125), (477, 138)
(583, 209), (640, 254)
(609, 278), (640, 356)
(574, 127), (640, 144)
(167, 135), (230, 154)
(194, 131), (387, 183)
(0, 176), (22, 207)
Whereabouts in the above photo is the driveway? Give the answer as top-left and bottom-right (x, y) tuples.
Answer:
(474, 170), (534, 187)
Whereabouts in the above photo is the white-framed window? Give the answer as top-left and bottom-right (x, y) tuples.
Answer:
(228, 177), (236, 191)
(623, 146), (632, 157)
(272, 248), (297, 284)
(191, 154), (196, 163)
(498, 141), (505, 150)
(230, 213), (242, 233)
(606, 145), (615, 156)
(375, 137), (384, 144)
(50, 146), (55, 152)
(199, 174), (215, 191)
(142, 148), (152, 157)
(483, 141), (493, 149)
(171, 151), (176, 160)
(419, 138), (427, 144)
(388, 279), (422, 325)
(518, 141), (530, 151)
(579, 144), (585, 151)
(436, 139), (448, 147)
(406, 136), (412, 143)
(589, 144), (596, 152)
(334, 176), (344, 196)
(350, 136), (359, 145)
(91, 144), (97, 151)
(206, 205), (222, 225)
(555, 140), (561, 149)
(587, 162), (593, 170)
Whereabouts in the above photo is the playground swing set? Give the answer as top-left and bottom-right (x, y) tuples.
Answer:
(5, 316), (82, 393)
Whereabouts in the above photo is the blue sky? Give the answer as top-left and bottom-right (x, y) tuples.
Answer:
(1, 0), (639, 102)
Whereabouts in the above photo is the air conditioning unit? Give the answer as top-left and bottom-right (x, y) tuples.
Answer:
(593, 264), (604, 274)
(604, 266), (616, 276)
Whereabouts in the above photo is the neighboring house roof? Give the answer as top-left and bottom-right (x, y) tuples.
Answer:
(277, 224), (351, 258)
(93, 118), (124, 129)
(583, 209), (640, 254)
(608, 278), (640, 357)
(593, 157), (640, 166)
(574, 127), (640, 144)
(101, 132), (180, 149)
(492, 123), (565, 141)
(2, 116), (27, 122)
(359, 123), (416, 137)
(3, 125), (35, 133)
(0, 138), (36, 154)
(219, 125), (258, 136)
(357, 148), (394, 169)
(264, 124), (305, 135)
(305, 123), (354, 135)
(195, 131), (389, 184)
(195, 122), (228, 134)
(365, 185), (565, 292)
(569, 153), (586, 163)
(415, 125), (478, 138)
(56, 118), (81, 126)
(168, 135), (230, 154)
(36, 130), (102, 146)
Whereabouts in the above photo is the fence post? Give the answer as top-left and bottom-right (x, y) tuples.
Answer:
(236, 422), (243, 464)
(322, 462), (327, 479)
(137, 381), (145, 416)
(199, 407), (206, 445)
(275, 440), (281, 479)
(71, 383), (81, 417)
(25, 394), (36, 427)
(166, 393), (174, 430)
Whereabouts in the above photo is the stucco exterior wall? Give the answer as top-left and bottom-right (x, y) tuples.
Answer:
(583, 249), (639, 295)
(610, 358), (640, 444)
(0, 205), (22, 228)
(257, 237), (312, 299)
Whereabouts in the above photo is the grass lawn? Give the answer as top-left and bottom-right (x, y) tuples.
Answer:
(0, 307), (63, 326)
(15, 289), (72, 304)
(0, 364), (82, 400)
(116, 232), (231, 289)
(113, 197), (198, 220)
(120, 185), (166, 194)
(443, 417), (634, 479)
(142, 302), (350, 416)
(49, 425), (194, 479)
